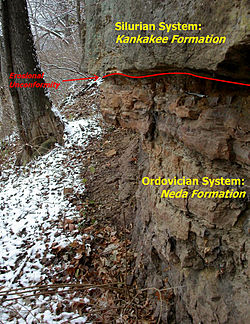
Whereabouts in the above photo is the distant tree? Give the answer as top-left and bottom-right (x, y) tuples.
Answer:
(27, 0), (85, 49)
(0, 0), (64, 164)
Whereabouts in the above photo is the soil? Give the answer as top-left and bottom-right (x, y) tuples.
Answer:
(59, 84), (156, 322)
(62, 82), (140, 233)
(0, 83), (157, 323)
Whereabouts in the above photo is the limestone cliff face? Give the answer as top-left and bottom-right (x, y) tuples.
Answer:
(85, 0), (249, 80)
(85, 1), (249, 323)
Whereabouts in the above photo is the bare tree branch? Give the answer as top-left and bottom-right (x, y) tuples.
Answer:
(31, 22), (69, 44)
(41, 62), (87, 76)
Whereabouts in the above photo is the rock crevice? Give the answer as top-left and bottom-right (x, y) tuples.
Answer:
(84, 1), (249, 322)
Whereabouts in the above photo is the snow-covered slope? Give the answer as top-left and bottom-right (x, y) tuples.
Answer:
(0, 115), (101, 323)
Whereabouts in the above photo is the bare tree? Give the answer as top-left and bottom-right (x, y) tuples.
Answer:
(27, 0), (84, 49)
(25, 0), (87, 104)
(0, 0), (64, 164)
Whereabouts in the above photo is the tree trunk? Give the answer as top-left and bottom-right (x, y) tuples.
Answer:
(79, 0), (87, 72)
(0, 0), (64, 164)
(0, 37), (15, 138)
(76, 0), (82, 42)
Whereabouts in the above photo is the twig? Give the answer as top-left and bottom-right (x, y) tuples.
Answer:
(15, 300), (41, 323)
(3, 286), (123, 303)
(121, 287), (163, 324)
(121, 285), (186, 324)
(10, 253), (31, 285)
(0, 283), (125, 302)
(4, 305), (27, 322)
(82, 306), (123, 315)
(42, 62), (86, 77)
(0, 282), (125, 295)
(30, 23), (69, 44)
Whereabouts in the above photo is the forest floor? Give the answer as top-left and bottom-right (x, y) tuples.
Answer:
(0, 82), (155, 323)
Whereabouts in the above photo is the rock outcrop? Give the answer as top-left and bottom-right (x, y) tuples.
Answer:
(84, 1), (249, 323)
(85, 0), (249, 80)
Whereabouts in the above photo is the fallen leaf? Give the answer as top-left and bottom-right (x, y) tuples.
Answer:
(63, 187), (74, 195)
(69, 224), (75, 231)
(64, 218), (74, 225)
(102, 243), (119, 255)
(105, 149), (116, 157)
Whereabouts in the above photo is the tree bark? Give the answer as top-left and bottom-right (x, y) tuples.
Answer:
(0, 36), (15, 138)
(76, 0), (82, 41)
(0, 0), (64, 163)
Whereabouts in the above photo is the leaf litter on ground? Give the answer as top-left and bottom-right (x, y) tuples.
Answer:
(0, 82), (157, 324)
(0, 90), (102, 323)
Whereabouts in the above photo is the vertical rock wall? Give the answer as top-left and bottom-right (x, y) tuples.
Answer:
(85, 1), (249, 322)
(100, 76), (249, 323)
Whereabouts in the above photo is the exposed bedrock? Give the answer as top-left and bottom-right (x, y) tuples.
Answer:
(100, 76), (250, 323)
(85, 1), (249, 322)
(85, 0), (250, 80)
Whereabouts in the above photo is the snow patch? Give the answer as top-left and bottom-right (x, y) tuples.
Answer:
(0, 115), (101, 322)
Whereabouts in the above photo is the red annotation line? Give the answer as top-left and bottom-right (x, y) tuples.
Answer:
(62, 72), (250, 87)
(102, 72), (250, 87)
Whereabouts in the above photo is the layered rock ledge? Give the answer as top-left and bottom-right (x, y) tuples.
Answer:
(84, 1), (249, 322)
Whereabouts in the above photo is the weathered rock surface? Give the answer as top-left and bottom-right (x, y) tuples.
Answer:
(85, 0), (250, 80)
(85, 1), (249, 323)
